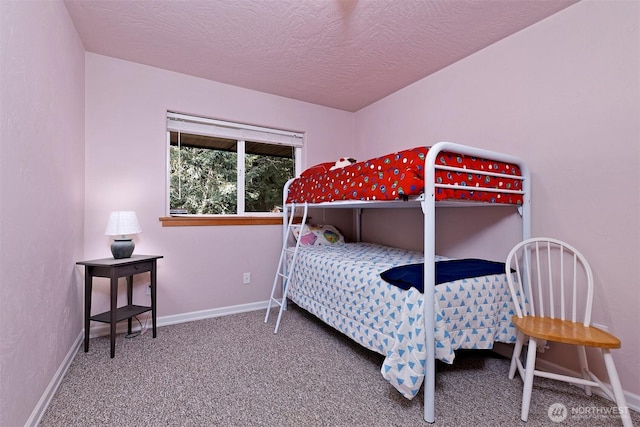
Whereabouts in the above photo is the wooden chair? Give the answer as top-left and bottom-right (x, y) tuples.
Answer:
(505, 237), (632, 427)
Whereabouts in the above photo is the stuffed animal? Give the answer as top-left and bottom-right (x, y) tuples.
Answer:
(329, 157), (357, 170)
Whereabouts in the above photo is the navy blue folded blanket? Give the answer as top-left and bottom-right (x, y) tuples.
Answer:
(380, 259), (508, 293)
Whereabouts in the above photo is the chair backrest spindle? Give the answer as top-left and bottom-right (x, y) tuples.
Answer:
(524, 248), (535, 316)
(506, 237), (594, 327)
(558, 243), (564, 320)
(572, 252), (578, 323)
(546, 240), (554, 319)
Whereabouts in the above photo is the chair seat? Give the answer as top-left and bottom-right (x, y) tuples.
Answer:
(512, 316), (621, 349)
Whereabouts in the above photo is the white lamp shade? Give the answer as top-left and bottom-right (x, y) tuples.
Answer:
(104, 211), (142, 237)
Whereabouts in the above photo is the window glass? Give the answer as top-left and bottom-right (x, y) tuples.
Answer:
(167, 113), (301, 215)
(245, 141), (295, 213)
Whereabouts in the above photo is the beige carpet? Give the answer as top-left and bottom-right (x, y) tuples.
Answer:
(40, 306), (638, 426)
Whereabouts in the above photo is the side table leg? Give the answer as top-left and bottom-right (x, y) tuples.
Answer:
(110, 275), (118, 358)
(127, 275), (133, 335)
(84, 268), (92, 352)
(151, 261), (157, 338)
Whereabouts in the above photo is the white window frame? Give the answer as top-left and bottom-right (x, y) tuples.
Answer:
(166, 111), (303, 216)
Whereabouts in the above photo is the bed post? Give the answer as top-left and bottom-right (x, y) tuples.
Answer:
(422, 145), (440, 423)
(421, 141), (530, 423)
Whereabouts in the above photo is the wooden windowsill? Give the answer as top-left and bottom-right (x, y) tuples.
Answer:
(159, 215), (308, 227)
(159, 216), (286, 227)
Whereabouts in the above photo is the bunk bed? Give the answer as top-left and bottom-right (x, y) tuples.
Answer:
(265, 141), (531, 423)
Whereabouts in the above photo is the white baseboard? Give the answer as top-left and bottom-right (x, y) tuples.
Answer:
(28, 301), (270, 427)
(88, 300), (270, 338)
(491, 343), (640, 414)
(26, 331), (83, 427)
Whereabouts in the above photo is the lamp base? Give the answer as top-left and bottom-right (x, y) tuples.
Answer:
(111, 239), (135, 259)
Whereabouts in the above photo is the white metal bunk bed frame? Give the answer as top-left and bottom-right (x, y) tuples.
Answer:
(267, 141), (531, 423)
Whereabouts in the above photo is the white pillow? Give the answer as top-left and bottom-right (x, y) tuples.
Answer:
(291, 224), (345, 246)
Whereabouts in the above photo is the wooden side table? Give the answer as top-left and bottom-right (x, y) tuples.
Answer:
(77, 255), (162, 358)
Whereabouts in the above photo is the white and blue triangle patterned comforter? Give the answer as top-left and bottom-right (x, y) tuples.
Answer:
(286, 242), (517, 400)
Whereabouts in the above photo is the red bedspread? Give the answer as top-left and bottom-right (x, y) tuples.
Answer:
(287, 146), (523, 205)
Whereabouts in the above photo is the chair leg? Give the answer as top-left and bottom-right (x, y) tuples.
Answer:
(602, 349), (632, 427)
(509, 332), (525, 380)
(577, 345), (592, 396)
(520, 337), (538, 422)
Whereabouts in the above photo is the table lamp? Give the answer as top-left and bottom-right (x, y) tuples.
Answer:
(104, 211), (142, 259)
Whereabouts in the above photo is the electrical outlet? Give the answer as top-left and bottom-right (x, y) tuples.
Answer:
(243, 272), (251, 284)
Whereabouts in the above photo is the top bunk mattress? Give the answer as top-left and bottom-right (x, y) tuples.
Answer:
(286, 146), (524, 205)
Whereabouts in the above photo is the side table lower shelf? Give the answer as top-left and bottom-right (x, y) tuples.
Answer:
(90, 305), (151, 323)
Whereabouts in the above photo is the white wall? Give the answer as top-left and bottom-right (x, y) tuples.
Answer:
(84, 54), (355, 317)
(0, 1), (85, 426)
(355, 0), (640, 397)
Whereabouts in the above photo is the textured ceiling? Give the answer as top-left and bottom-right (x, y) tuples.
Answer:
(64, 0), (577, 112)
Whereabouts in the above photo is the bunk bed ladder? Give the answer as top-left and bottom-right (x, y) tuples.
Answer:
(264, 202), (308, 333)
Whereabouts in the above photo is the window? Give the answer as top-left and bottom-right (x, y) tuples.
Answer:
(166, 112), (303, 216)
